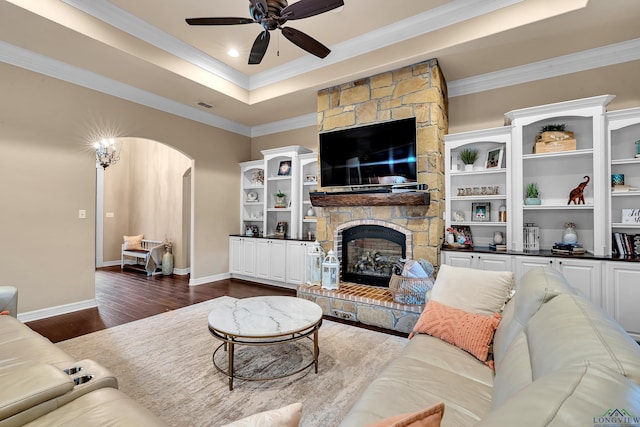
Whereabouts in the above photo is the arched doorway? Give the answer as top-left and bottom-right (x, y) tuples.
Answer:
(95, 137), (194, 275)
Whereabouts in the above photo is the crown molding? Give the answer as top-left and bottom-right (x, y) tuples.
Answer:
(448, 38), (640, 98)
(61, 0), (522, 91)
(0, 41), (251, 136)
(60, 0), (250, 89)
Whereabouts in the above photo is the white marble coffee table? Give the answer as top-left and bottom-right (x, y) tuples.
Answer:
(208, 296), (323, 390)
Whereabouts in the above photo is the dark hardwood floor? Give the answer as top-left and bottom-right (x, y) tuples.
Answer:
(27, 266), (404, 343)
(26, 266), (295, 343)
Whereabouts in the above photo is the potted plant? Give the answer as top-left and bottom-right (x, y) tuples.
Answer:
(458, 148), (478, 172)
(524, 182), (541, 205)
(274, 190), (287, 208)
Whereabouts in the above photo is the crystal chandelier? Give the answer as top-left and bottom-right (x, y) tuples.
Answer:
(94, 138), (120, 169)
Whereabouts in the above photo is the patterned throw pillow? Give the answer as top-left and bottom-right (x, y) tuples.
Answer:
(364, 402), (445, 427)
(123, 234), (143, 250)
(410, 300), (501, 362)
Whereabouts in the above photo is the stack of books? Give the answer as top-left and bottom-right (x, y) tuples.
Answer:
(612, 232), (640, 257)
(489, 244), (507, 251)
(551, 242), (585, 255)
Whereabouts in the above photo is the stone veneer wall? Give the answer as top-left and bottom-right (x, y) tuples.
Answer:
(315, 59), (448, 266)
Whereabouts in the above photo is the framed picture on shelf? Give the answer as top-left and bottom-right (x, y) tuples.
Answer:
(277, 160), (292, 176)
(305, 174), (317, 183)
(472, 202), (491, 222)
(454, 225), (473, 247)
(274, 221), (288, 238)
(485, 147), (503, 169)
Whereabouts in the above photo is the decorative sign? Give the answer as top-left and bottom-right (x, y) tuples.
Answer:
(622, 209), (640, 224)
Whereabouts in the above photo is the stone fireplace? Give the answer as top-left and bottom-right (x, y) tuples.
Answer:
(297, 58), (447, 334)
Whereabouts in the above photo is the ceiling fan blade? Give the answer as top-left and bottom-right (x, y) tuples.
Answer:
(281, 27), (330, 59)
(249, 0), (268, 18)
(280, 0), (344, 22)
(186, 17), (255, 25)
(249, 31), (270, 65)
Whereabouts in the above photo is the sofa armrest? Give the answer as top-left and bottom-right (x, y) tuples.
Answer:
(0, 364), (74, 421)
(0, 286), (18, 317)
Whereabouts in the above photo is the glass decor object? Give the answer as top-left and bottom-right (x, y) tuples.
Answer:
(562, 222), (578, 244)
(306, 241), (325, 286)
(636, 140), (640, 158)
(612, 174), (625, 186)
(523, 223), (539, 252)
(321, 250), (340, 290)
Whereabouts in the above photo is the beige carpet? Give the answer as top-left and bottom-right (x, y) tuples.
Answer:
(57, 296), (408, 427)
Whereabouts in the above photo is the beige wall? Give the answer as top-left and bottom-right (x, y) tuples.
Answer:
(250, 126), (318, 160)
(447, 61), (640, 133)
(0, 62), (250, 314)
(103, 138), (192, 269)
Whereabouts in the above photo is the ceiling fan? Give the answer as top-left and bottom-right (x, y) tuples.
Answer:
(186, 0), (344, 65)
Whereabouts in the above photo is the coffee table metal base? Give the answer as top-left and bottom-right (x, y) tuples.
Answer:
(209, 319), (322, 391)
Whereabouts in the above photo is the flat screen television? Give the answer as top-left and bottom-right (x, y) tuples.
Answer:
(319, 117), (417, 188)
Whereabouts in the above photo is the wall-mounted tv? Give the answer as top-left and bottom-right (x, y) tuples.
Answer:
(319, 117), (417, 188)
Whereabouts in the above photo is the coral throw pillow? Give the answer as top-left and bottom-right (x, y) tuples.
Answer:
(411, 300), (501, 362)
(365, 402), (444, 427)
(123, 234), (143, 250)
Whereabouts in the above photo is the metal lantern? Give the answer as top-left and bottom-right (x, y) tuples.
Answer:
(306, 241), (325, 286)
(523, 223), (540, 252)
(321, 250), (340, 290)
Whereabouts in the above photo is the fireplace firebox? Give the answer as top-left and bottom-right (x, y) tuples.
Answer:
(341, 225), (406, 287)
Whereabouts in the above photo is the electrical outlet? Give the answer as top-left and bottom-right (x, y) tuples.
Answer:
(78, 209), (87, 219)
(106, 212), (115, 218)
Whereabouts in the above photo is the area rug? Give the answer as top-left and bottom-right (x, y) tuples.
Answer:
(57, 296), (408, 427)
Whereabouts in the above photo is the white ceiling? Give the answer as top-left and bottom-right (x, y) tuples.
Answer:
(1, 0), (640, 136)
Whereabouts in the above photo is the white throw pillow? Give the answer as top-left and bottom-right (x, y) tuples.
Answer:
(221, 402), (302, 427)
(430, 264), (514, 316)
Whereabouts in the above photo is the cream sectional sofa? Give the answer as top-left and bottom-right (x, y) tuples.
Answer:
(0, 286), (167, 426)
(339, 267), (640, 426)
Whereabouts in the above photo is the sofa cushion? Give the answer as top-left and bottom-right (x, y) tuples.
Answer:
(477, 362), (640, 426)
(338, 334), (493, 427)
(411, 300), (500, 362)
(430, 265), (514, 317)
(22, 387), (168, 427)
(490, 331), (532, 409)
(527, 292), (640, 383)
(123, 234), (143, 250)
(365, 402), (444, 427)
(221, 402), (302, 427)
(492, 267), (574, 367)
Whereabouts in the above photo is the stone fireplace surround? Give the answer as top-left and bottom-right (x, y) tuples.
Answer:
(297, 58), (447, 333)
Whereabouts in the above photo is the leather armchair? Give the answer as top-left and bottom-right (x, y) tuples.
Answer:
(0, 286), (18, 317)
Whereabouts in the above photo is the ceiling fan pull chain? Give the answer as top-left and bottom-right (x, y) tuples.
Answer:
(277, 32), (280, 56)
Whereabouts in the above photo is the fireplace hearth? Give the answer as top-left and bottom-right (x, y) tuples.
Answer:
(342, 225), (406, 287)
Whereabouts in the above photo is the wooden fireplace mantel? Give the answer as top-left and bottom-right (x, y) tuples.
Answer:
(310, 191), (430, 207)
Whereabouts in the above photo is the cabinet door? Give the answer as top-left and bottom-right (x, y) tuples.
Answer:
(241, 238), (256, 277)
(514, 256), (554, 282)
(605, 262), (640, 340)
(270, 240), (287, 281)
(475, 253), (512, 271)
(229, 237), (243, 275)
(442, 252), (474, 268)
(556, 258), (602, 307)
(255, 239), (271, 279)
(286, 241), (307, 285)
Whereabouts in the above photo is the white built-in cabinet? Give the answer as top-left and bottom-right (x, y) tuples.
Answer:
(605, 262), (640, 340)
(229, 236), (256, 277)
(442, 95), (640, 338)
(286, 240), (312, 285)
(299, 152), (319, 240)
(255, 239), (286, 282)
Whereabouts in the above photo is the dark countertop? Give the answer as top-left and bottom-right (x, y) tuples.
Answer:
(230, 234), (316, 242)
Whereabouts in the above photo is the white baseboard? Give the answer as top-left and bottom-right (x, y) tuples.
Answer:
(189, 272), (230, 286)
(101, 261), (190, 276)
(103, 260), (123, 267)
(18, 299), (98, 323)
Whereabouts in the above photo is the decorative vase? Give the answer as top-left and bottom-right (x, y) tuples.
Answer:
(562, 223), (578, 244)
(162, 248), (174, 275)
(275, 195), (286, 208)
(307, 206), (315, 217)
(524, 197), (541, 205)
(493, 231), (504, 245)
